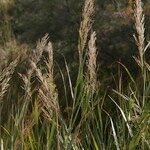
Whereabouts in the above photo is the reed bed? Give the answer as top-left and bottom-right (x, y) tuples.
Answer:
(0, 0), (150, 149)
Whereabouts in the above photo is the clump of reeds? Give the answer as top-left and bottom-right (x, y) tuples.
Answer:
(0, 34), (59, 124)
(32, 40), (59, 121)
(0, 34), (61, 149)
(24, 34), (59, 121)
(0, 0), (150, 149)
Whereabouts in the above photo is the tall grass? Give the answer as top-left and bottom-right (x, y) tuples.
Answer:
(78, 0), (95, 63)
(0, 0), (150, 149)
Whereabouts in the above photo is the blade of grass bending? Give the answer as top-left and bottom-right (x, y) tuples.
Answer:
(110, 117), (120, 150)
(128, 85), (141, 107)
(112, 89), (129, 101)
(109, 96), (133, 137)
(56, 63), (69, 110)
(64, 58), (75, 103)
(0, 139), (4, 150)
(89, 128), (99, 150)
(103, 109), (120, 150)
(144, 41), (150, 53)
(116, 62), (136, 87)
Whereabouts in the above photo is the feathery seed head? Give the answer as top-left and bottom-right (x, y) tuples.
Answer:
(78, 0), (95, 61)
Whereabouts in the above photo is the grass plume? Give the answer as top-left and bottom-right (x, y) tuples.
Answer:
(78, 0), (95, 62)
(86, 31), (98, 92)
(134, 0), (145, 70)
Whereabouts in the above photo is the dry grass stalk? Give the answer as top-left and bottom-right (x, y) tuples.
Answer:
(44, 41), (54, 77)
(33, 34), (49, 64)
(0, 55), (20, 100)
(0, 55), (20, 82)
(15, 37), (59, 139)
(78, 0), (95, 62)
(87, 31), (97, 92)
(44, 41), (58, 112)
(31, 39), (59, 121)
(0, 34), (58, 124)
(134, 0), (145, 69)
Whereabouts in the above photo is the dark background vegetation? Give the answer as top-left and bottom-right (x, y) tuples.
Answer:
(1, 0), (150, 88)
